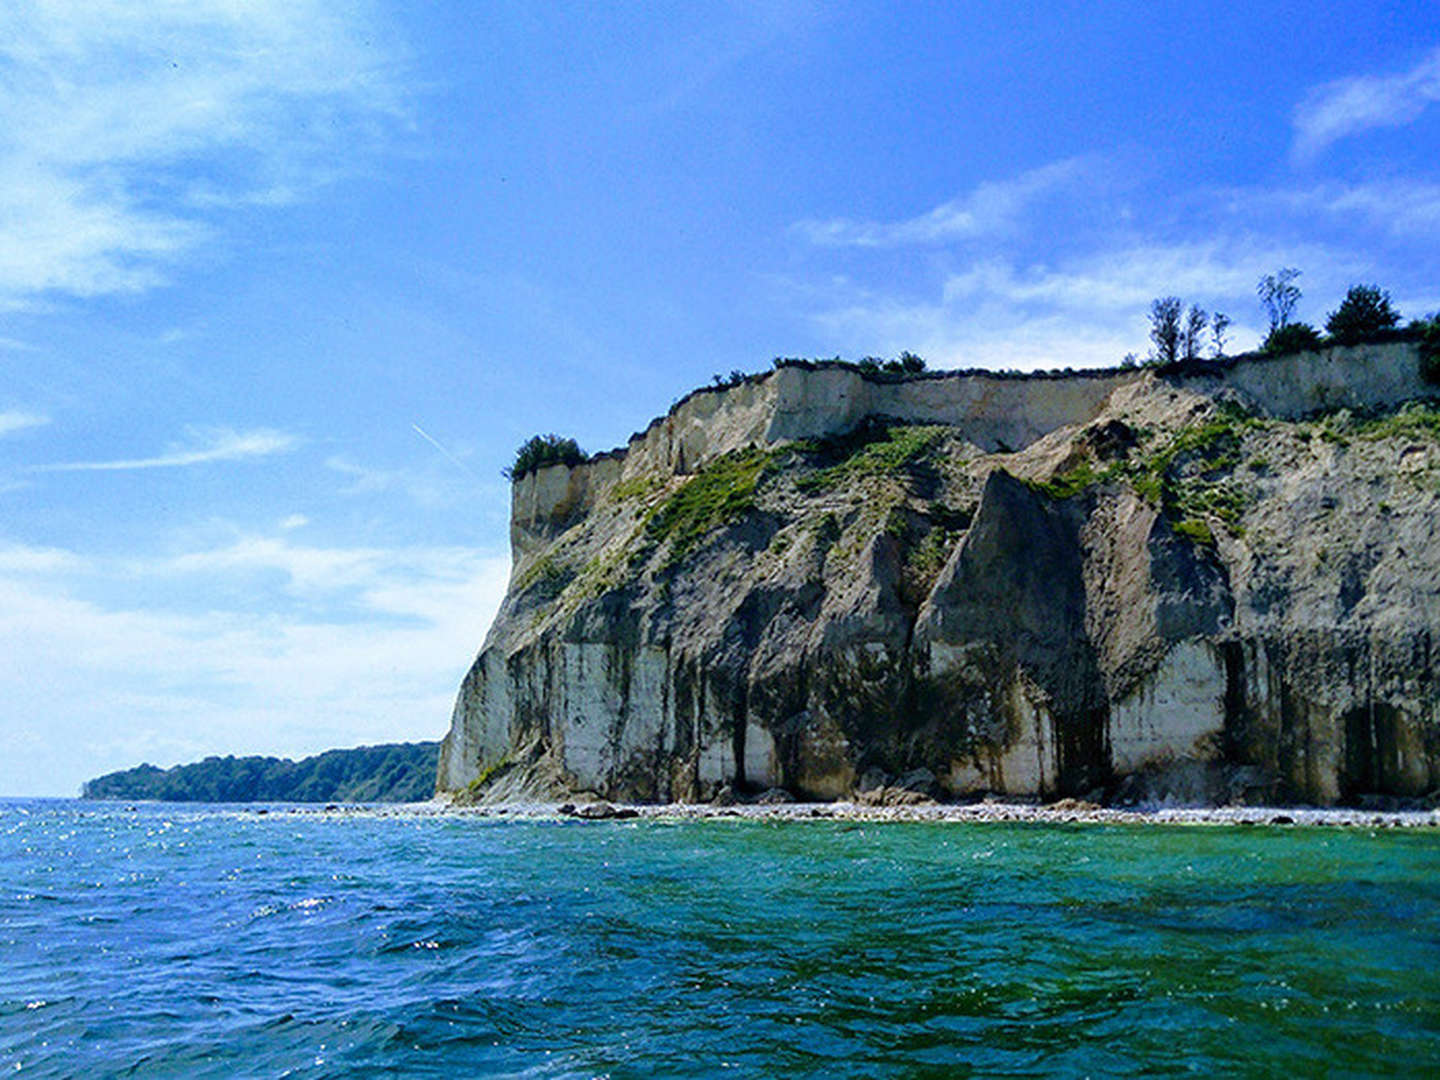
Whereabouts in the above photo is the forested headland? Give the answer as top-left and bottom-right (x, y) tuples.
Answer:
(82, 742), (438, 803)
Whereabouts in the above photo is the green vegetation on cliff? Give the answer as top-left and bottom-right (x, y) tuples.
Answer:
(1030, 399), (1440, 548)
(505, 434), (586, 479)
(794, 423), (948, 492)
(644, 447), (773, 564)
(82, 742), (439, 803)
(1029, 406), (1274, 542)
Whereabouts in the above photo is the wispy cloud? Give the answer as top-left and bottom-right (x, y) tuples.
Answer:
(1293, 47), (1440, 160)
(802, 237), (1345, 371)
(1300, 179), (1440, 239)
(0, 411), (50, 437)
(34, 426), (297, 472)
(0, 1), (406, 307)
(793, 157), (1097, 248)
(0, 544), (84, 574)
(326, 454), (504, 510)
(163, 535), (387, 594)
(937, 244), (1268, 313)
(327, 456), (411, 496)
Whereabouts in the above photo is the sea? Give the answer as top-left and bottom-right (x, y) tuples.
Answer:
(3, 799), (1438, 1078)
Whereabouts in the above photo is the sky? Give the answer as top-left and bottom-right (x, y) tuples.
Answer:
(3, 1), (1440, 796)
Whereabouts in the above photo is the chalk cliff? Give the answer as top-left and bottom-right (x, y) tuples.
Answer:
(440, 339), (1440, 807)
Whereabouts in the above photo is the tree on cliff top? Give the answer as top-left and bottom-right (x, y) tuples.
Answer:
(504, 434), (585, 480)
(1258, 268), (1302, 334)
(1149, 296), (1183, 364)
(1326, 285), (1401, 344)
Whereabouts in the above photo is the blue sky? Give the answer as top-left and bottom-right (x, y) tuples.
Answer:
(3, 2), (1440, 795)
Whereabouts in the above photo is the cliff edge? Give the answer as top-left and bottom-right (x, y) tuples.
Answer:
(440, 339), (1440, 807)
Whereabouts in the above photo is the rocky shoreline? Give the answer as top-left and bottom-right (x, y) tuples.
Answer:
(260, 798), (1440, 829)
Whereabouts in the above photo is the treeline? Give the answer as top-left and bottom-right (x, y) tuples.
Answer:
(81, 741), (439, 803)
(1140, 272), (1434, 366)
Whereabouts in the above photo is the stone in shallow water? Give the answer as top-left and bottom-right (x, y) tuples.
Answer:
(752, 787), (795, 805)
(561, 802), (639, 820)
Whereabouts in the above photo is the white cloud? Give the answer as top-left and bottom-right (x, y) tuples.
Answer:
(326, 454), (506, 510)
(33, 426), (297, 472)
(0, 411), (50, 437)
(1293, 47), (1440, 160)
(0, 544), (84, 574)
(162, 535), (392, 594)
(1304, 179), (1440, 239)
(0, 1), (405, 306)
(938, 244), (1268, 313)
(793, 158), (1096, 248)
(801, 236), (1355, 371)
(0, 535), (512, 796)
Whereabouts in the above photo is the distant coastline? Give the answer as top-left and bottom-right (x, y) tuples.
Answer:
(81, 741), (438, 804)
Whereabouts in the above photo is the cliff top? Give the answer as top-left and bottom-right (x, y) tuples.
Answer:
(510, 325), (1434, 481)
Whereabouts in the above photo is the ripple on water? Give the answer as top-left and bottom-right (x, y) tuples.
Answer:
(1, 802), (1439, 1078)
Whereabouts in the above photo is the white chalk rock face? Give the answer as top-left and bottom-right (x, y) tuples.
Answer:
(442, 342), (1440, 806)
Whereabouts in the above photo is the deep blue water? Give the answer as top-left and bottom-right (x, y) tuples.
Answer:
(3, 800), (1439, 1078)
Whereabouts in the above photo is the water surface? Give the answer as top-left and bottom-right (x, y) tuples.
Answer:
(3, 799), (1438, 1077)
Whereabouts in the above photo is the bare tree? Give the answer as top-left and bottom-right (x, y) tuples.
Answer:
(1149, 296), (1183, 364)
(1258, 268), (1302, 333)
(1210, 312), (1232, 357)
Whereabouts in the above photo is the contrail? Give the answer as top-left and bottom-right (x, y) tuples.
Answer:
(412, 424), (481, 480)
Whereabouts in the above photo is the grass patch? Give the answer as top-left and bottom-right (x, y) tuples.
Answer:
(794, 424), (947, 492)
(464, 755), (515, 798)
(1172, 518), (1215, 546)
(1120, 403), (1262, 542)
(644, 448), (772, 564)
(1028, 459), (1104, 500)
(608, 471), (667, 503)
(905, 526), (959, 581)
(876, 506), (968, 607)
(1166, 479), (1248, 535)
(1025, 404), (1262, 545)
(1351, 401), (1440, 442)
(515, 553), (572, 593)
(573, 543), (634, 600)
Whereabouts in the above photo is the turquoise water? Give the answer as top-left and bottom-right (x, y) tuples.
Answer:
(3, 800), (1439, 1078)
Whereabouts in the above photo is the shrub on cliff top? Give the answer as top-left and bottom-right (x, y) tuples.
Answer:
(1326, 285), (1400, 344)
(504, 434), (585, 480)
(1261, 321), (1322, 355)
(1417, 316), (1440, 384)
(771, 352), (926, 377)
